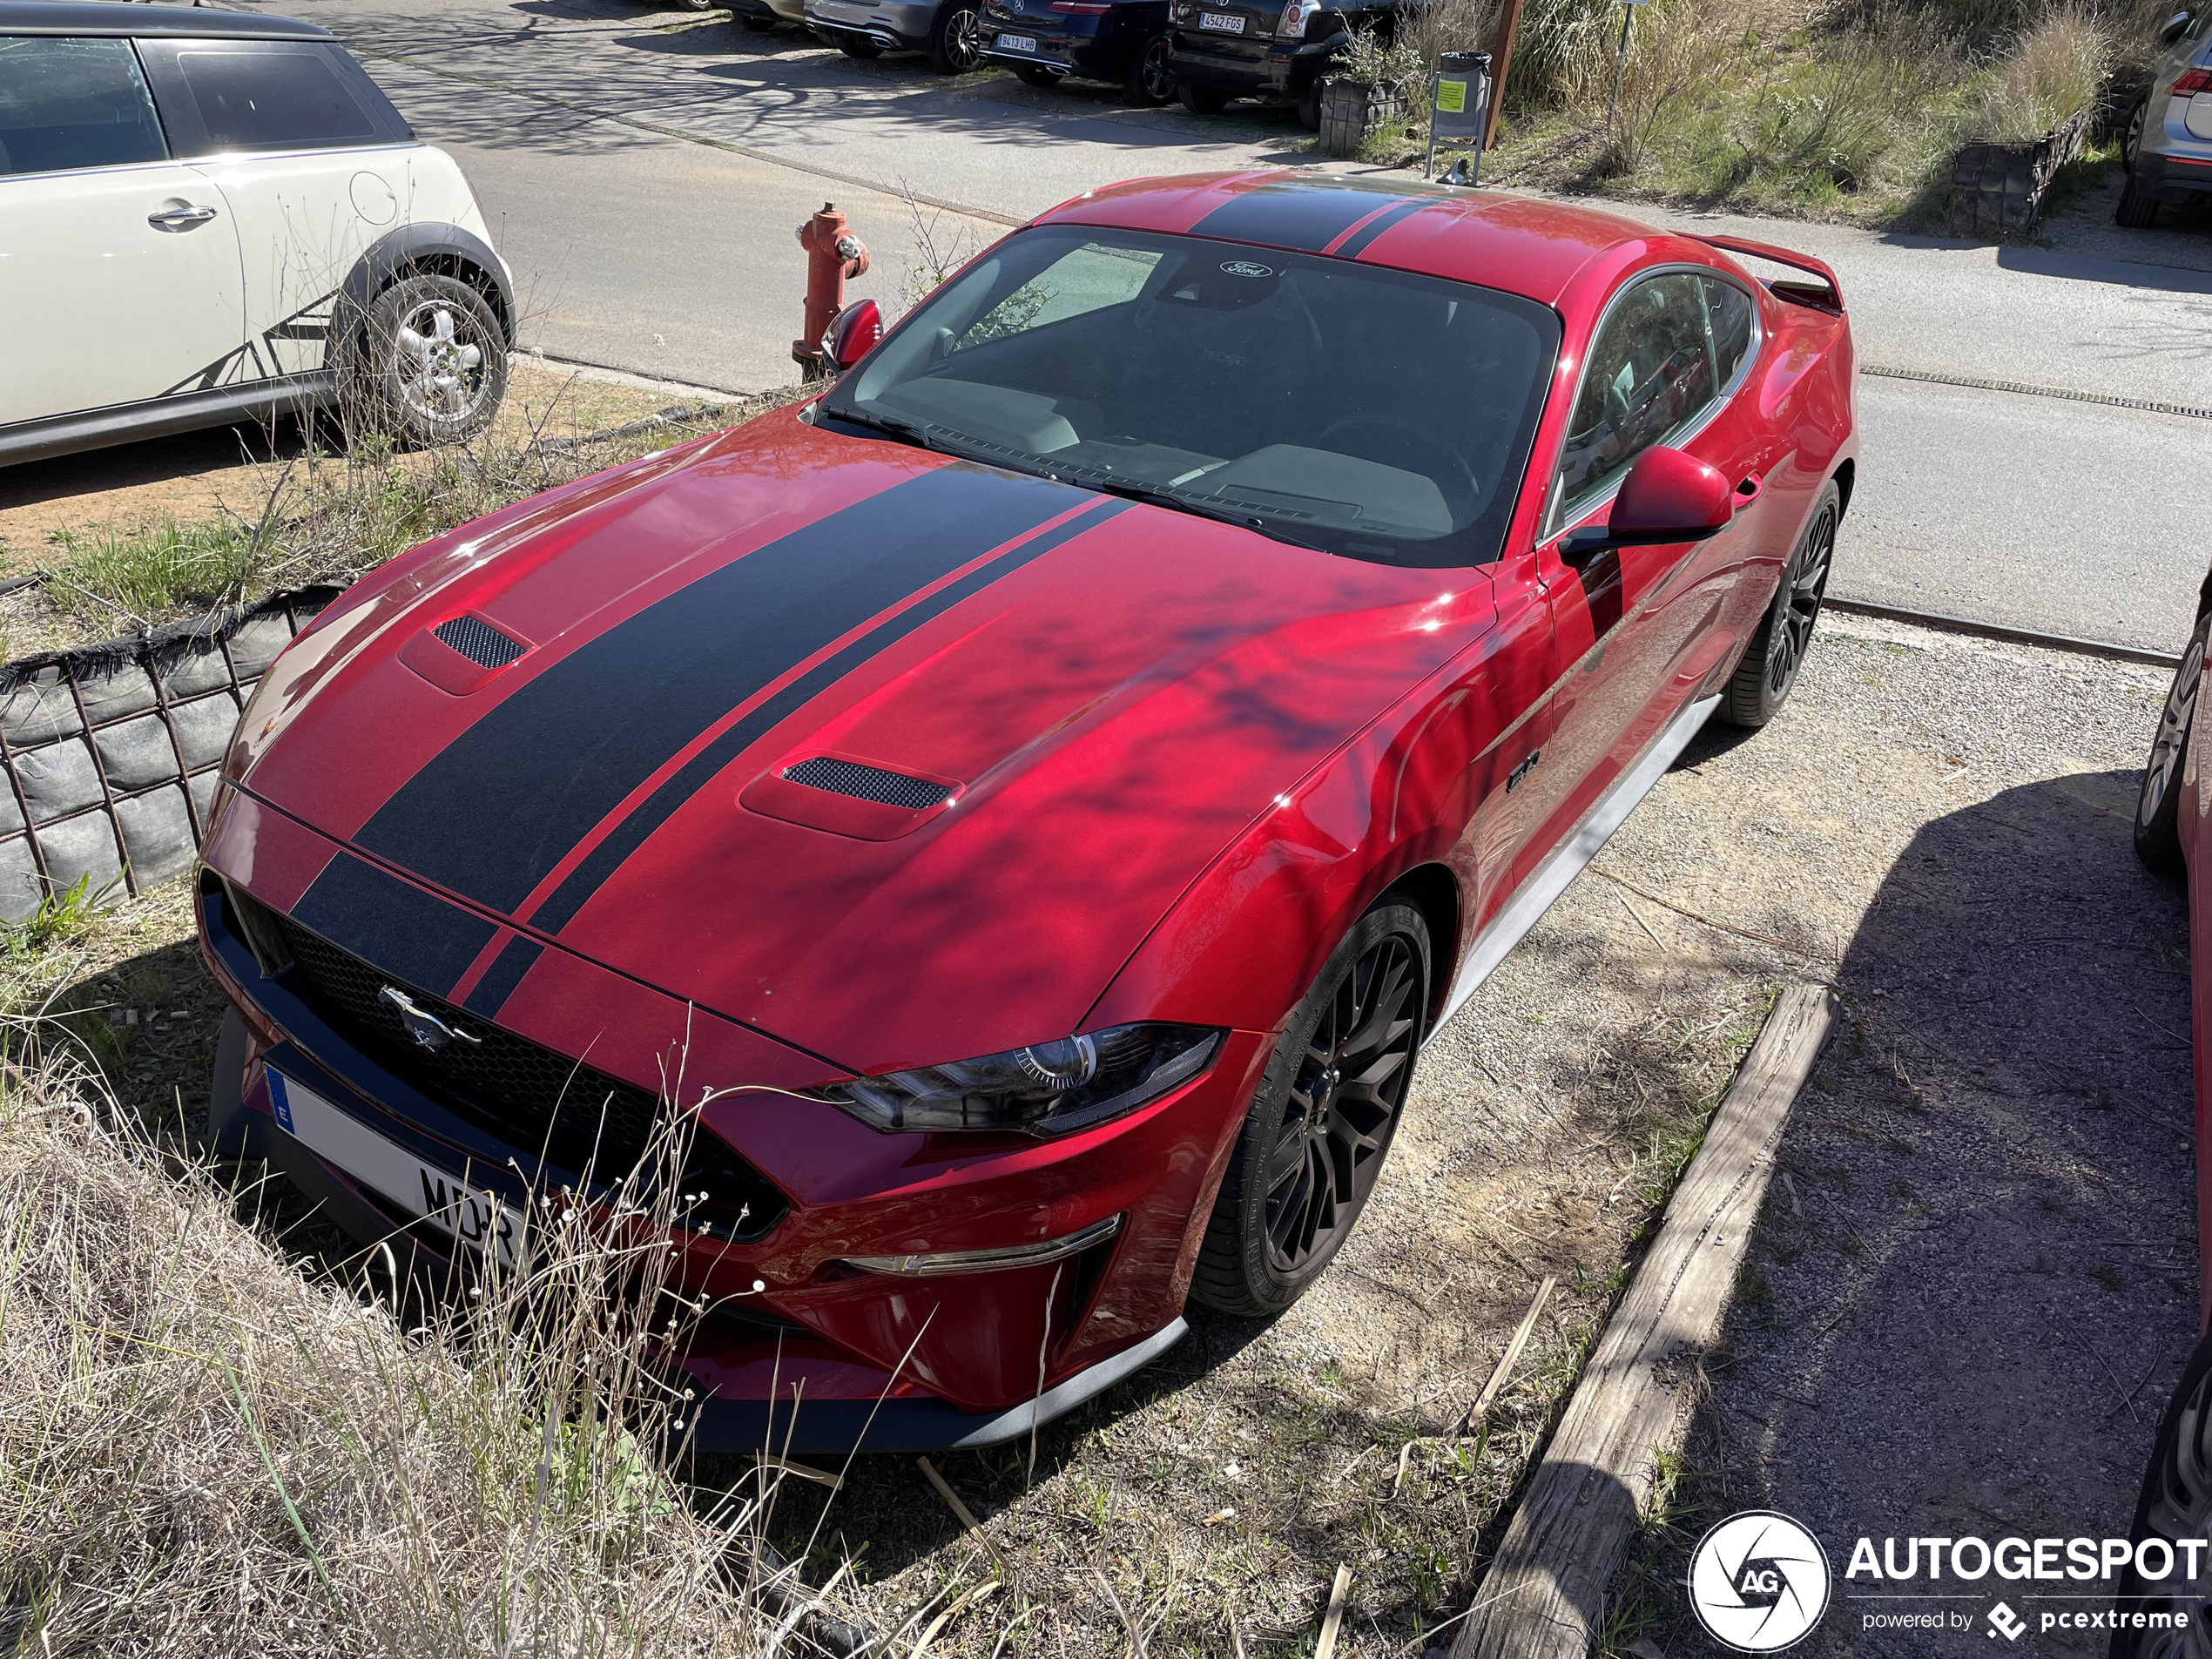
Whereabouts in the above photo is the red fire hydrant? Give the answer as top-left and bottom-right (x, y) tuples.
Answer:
(794, 202), (869, 379)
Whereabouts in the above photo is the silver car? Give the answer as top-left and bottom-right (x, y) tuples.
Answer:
(806, 0), (985, 71)
(2119, 8), (2212, 226)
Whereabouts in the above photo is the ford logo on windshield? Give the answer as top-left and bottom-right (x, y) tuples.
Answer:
(1219, 260), (1274, 278)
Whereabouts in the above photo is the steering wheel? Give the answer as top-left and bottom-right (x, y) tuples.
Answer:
(1317, 412), (1480, 508)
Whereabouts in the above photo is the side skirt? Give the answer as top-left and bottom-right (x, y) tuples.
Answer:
(1434, 692), (1722, 1032)
(0, 372), (335, 469)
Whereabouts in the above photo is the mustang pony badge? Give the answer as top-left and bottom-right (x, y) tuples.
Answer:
(378, 985), (482, 1051)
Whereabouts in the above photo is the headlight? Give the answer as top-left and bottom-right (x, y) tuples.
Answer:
(823, 1022), (1223, 1136)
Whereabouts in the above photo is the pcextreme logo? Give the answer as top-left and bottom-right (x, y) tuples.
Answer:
(1688, 1511), (1834, 1652)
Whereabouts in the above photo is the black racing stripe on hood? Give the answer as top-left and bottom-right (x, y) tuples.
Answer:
(291, 850), (498, 995)
(1190, 182), (1426, 253)
(1334, 197), (1433, 258)
(353, 464), (1082, 917)
(526, 498), (1133, 936)
(463, 934), (543, 1016)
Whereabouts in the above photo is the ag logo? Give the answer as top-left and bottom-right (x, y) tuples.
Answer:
(1687, 1510), (1832, 1652)
(1218, 260), (1274, 278)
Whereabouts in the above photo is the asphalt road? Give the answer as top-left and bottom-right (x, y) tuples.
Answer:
(213, 0), (2212, 651)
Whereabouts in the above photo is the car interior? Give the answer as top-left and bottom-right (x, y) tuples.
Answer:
(840, 226), (1560, 565)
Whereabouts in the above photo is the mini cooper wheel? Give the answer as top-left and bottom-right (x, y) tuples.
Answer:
(2135, 606), (2210, 879)
(1193, 900), (1428, 1317)
(1126, 30), (1173, 105)
(927, 2), (984, 71)
(1722, 479), (1837, 728)
(353, 273), (508, 448)
(2111, 1326), (2212, 1657)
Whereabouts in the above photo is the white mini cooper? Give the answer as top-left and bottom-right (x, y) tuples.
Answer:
(0, 2), (513, 466)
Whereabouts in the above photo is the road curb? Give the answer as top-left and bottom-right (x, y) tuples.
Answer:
(1823, 597), (2182, 670)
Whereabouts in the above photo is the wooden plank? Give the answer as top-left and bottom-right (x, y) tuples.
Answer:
(1453, 985), (1838, 1659)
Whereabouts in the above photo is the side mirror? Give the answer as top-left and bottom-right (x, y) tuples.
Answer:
(2159, 10), (2192, 44)
(1559, 446), (1735, 563)
(826, 298), (882, 370)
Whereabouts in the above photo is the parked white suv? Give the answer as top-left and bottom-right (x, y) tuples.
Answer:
(0, 3), (514, 467)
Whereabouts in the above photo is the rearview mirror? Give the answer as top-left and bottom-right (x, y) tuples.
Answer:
(827, 299), (882, 370)
(1560, 446), (1736, 562)
(2159, 10), (2191, 44)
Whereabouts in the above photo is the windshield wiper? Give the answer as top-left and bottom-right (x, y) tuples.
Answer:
(822, 406), (948, 454)
(1089, 479), (1324, 550)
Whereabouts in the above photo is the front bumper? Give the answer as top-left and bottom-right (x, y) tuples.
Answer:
(1164, 24), (1340, 97)
(195, 799), (1270, 1447)
(806, 0), (940, 50)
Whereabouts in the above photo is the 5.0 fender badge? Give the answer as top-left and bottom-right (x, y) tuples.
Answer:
(379, 985), (482, 1051)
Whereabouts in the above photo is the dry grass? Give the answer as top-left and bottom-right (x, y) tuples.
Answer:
(0, 1041), (840, 1657)
(1975, 5), (2113, 139)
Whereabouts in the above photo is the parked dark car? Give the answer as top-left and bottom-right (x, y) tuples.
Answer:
(980, 0), (1174, 105)
(1164, 0), (1393, 125)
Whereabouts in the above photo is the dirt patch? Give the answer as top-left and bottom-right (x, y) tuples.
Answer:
(0, 361), (711, 571)
(4, 610), (2182, 1656)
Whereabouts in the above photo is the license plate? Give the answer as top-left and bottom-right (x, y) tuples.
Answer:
(995, 31), (1038, 50)
(1198, 10), (1244, 30)
(267, 1069), (525, 1267)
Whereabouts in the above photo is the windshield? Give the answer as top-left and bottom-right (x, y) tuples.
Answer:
(826, 224), (1561, 568)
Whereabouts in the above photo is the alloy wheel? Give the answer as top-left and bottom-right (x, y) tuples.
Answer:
(1261, 930), (1420, 1275)
(2125, 96), (2148, 169)
(944, 5), (981, 69)
(394, 300), (490, 426)
(1766, 501), (1835, 698)
(2130, 1361), (2212, 1656)
(1138, 35), (1173, 101)
(2141, 618), (2208, 834)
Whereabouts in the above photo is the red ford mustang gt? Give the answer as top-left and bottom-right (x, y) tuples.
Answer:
(196, 172), (1858, 1451)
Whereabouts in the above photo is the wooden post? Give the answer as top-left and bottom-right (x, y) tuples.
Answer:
(1481, 0), (1524, 152)
(1452, 986), (1838, 1659)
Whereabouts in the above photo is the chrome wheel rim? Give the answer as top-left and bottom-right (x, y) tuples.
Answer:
(945, 6), (981, 67)
(1262, 931), (1420, 1276)
(1766, 502), (1834, 698)
(394, 300), (489, 426)
(1139, 36), (1172, 99)
(2140, 617), (2209, 833)
(2126, 98), (2148, 168)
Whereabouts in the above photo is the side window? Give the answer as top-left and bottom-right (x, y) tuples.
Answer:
(0, 36), (167, 178)
(1703, 277), (1756, 388)
(1550, 273), (1716, 532)
(168, 44), (386, 154)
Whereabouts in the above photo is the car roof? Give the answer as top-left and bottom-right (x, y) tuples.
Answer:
(1032, 172), (1676, 307)
(0, 2), (331, 39)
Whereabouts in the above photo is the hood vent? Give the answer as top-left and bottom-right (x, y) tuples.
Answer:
(435, 616), (527, 670)
(783, 757), (951, 811)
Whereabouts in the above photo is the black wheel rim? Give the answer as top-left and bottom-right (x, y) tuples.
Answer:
(1262, 932), (1420, 1276)
(2132, 1361), (2212, 1656)
(945, 6), (981, 67)
(1140, 36), (1172, 99)
(2141, 619), (2209, 833)
(1766, 502), (1834, 698)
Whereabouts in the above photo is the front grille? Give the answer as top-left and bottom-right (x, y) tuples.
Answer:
(265, 910), (786, 1241)
(783, 756), (951, 811)
(433, 616), (527, 670)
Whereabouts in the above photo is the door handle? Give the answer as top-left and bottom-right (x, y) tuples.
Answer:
(147, 200), (219, 230)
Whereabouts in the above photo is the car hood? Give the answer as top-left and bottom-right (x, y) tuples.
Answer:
(233, 413), (1497, 1074)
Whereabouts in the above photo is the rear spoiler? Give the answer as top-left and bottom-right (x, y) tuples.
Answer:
(1688, 233), (1844, 314)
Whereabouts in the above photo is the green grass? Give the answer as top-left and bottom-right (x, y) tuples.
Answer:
(44, 517), (270, 630)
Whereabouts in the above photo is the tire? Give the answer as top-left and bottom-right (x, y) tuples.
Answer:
(741, 11), (779, 27)
(1191, 900), (1428, 1318)
(1297, 81), (1320, 131)
(2118, 170), (2164, 229)
(1125, 30), (1173, 105)
(1179, 81), (1230, 114)
(1720, 480), (1838, 728)
(927, 1), (983, 71)
(2111, 1325), (2212, 1657)
(347, 273), (508, 448)
(1014, 63), (1062, 88)
(204, 1007), (266, 1159)
(2134, 606), (2210, 880)
(2121, 93), (2148, 168)
(836, 36), (882, 57)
